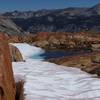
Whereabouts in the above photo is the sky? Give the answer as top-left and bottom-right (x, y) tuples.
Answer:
(0, 0), (100, 12)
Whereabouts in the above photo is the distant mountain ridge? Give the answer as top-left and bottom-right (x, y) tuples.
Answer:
(2, 3), (100, 34)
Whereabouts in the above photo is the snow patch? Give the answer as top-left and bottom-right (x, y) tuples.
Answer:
(11, 43), (45, 60)
(12, 43), (100, 100)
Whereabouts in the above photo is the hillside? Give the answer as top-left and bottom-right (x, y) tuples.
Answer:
(2, 3), (100, 34)
(0, 16), (23, 35)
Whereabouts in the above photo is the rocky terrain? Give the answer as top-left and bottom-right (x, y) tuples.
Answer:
(0, 33), (23, 62)
(2, 3), (100, 34)
(4, 31), (100, 51)
(0, 3), (100, 100)
(0, 33), (24, 100)
(0, 3), (100, 78)
(32, 32), (100, 51)
(0, 16), (23, 35)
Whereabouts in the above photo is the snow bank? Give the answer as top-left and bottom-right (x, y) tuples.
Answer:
(11, 43), (45, 60)
(12, 43), (100, 100)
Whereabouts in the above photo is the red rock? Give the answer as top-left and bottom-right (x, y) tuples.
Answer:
(0, 33), (16, 100)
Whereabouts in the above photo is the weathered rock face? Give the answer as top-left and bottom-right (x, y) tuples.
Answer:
(2, 32), (100, 52)
(6, 32), (99, 52)
(0, 33), (24, 99)
(0, 32), (23, 62)
(0, 33), (16, 100)
(0, 16), (23, 35)
(9, 44), (23, 62)
(8, 35), (22, 43)
(33, 32), (100, 51)
(7, 34), (36, 43)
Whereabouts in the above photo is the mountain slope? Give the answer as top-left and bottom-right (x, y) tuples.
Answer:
(3, 3), (100, 34)
(0, 16), (23, 35)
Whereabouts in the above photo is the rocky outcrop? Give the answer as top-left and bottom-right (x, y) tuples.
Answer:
(0, 16), (23, 35)
(0, 33), (16, 99)
(1, 31), (100, 52)
(33, 32), (100, 51)
(0, 33), (24, 99)
(9, 44), (23, 62)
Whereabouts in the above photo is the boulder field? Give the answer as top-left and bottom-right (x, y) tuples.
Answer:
(4, 32), (100, 51)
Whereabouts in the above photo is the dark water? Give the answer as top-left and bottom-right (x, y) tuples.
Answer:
(38, 50), (91, 60)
